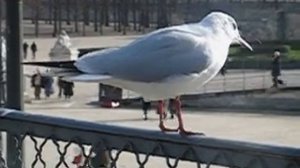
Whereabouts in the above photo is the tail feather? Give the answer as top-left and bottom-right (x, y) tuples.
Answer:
(23, 60), (112, 82)
(23, 60), (77, 70)
(23, 60), (82, 77)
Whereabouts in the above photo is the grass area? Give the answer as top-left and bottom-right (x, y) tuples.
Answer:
(289, 49), (300, 60)
(228, 42), (300, 61)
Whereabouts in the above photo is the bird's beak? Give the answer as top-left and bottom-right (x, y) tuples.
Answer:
(237, 36), (253, 51)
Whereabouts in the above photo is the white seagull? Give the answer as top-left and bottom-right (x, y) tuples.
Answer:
(25, 12), (253, 135)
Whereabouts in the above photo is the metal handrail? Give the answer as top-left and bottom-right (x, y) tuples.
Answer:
(0, 109), (300, 168)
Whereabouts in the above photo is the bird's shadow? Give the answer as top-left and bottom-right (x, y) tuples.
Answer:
(95, 117), (158, 123)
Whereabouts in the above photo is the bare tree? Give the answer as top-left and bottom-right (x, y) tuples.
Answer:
(74, 0), (79, 33)
(117, 0), (122, 32)
(53, 0), (58, 37)
(168, 0), (178, 25)
(58, 0), (62, 33)
(121, 0), (129, 35)
(48, 0), (53, 24)
(99, 0), (104, 34)
(185, 0), (192, 22)
(83, 0), (90, 26)
(113, 0), (117, 31)
(27, 0), (41, 37)
(103, 0), (110, 26)
(144, 0), (150, 28)
(138, 0), (144, 31)
(131, 0), (137, 31)
(34, 0), (40, 37)
(149, 0), (156, 28)
(0, 0), (2, 33)
(66, 0), (71, 25)
(157, 0), (168, 29)
(137, 0), (142, 32)
(93, 0), (98, 32)
(81, 0), (90, 35)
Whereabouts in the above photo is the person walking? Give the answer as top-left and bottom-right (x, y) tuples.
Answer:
(168, 99), (176, 119)
(142, 99), (151, 120)
(43, 75), (54, 98)
(31, 70), (42, 100)
(271, 51), (285, 88)
(57, 76), (64, 98)
(23, 42), (28, 59)
(63, 81), (74, 99)
(30, 42), (37, 59)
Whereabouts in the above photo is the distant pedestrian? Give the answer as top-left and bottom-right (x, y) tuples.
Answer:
(30, 42), (37, 59)
(57, 76), (64, 98)
(271, 51), (285, 88)
(63, 81), (74, 99)
(168, 99), (176, 119)
(23, 42), (28, 59)
(31, 70), (42, 100)
(43, 75), (54, 98)
(220, 64), (227, 76)
(220, 58), (228, 76)
(142, 99), (151, 120)
(156, 100), (167, 119)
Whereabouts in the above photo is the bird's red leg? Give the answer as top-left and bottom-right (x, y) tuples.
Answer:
(158, 100), (178, 132)
(175, 97), (204, 136)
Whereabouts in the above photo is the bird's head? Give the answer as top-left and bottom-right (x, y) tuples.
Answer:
(201, 12), (253, 51)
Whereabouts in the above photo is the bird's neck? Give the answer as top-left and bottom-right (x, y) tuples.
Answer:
(205, 30), (231, 66)
(206, 29), (232, 51)
(199, 21), (233, 44)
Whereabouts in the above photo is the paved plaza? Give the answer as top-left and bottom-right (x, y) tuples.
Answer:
(17, 35), (300, 167)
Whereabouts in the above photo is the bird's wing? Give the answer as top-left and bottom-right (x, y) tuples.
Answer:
(75, 27), (212, 83)
(63, 74), (111, 82)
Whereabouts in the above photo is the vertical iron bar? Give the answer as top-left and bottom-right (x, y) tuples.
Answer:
(0, 0), (4, 166)
(242, 59), (246, 91)
(262, 70), (266, 89)
(223, 75), (226, 92)
(0, 0), (5, 106)
(5, 0), (24, 168)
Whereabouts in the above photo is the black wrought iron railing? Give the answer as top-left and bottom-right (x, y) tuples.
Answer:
(0, 109), (299, 168)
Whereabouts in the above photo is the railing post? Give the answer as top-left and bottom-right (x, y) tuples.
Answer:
(0, 146), (6, 168)
(5, 0), (24, 168)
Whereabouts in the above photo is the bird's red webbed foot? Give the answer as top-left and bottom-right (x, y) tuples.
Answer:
(159, 122), (178, 132)
(158, 100), (178, 132)
(178, 126), (205, 136)
(174, 97), (205, 136)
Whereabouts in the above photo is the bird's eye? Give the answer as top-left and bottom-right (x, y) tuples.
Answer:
(232, 23), (237, 30)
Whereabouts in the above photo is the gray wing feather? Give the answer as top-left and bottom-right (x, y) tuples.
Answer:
(75, 28), (211, 82)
